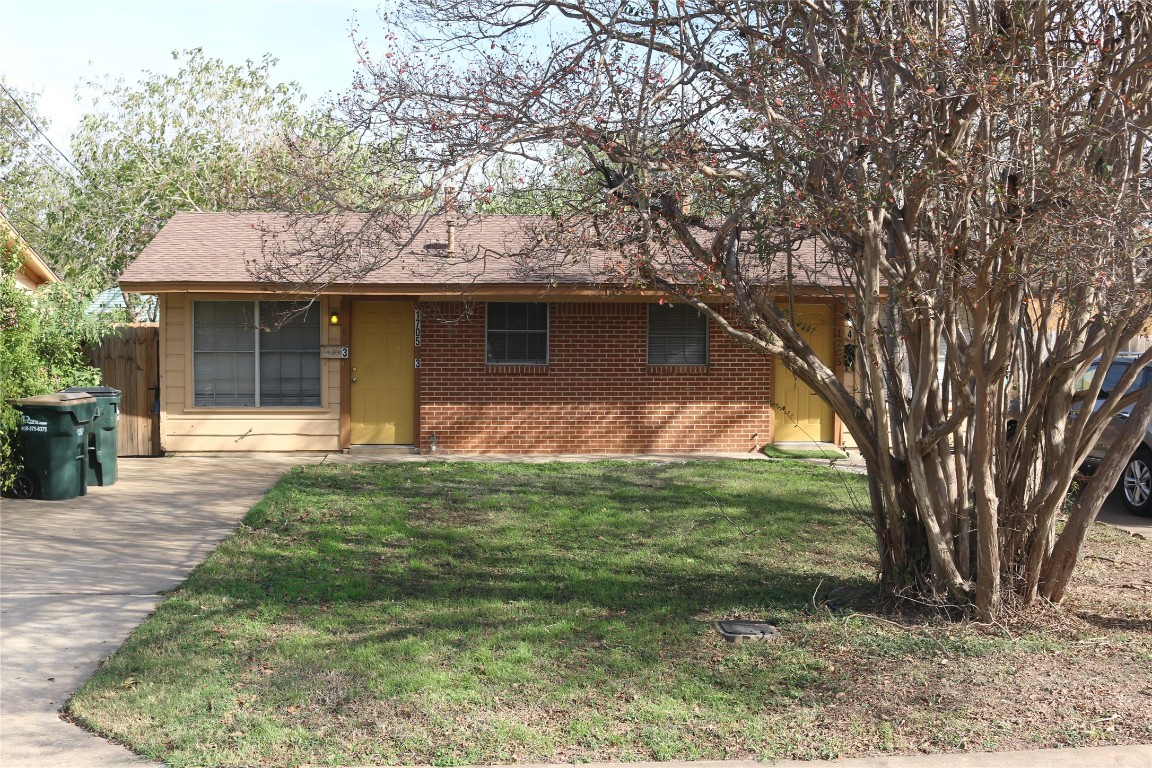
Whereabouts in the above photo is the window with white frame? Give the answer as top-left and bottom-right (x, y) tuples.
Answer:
(648, 303), (708, 365)
(486, 302), (548, 364)
(193, 301), (321, 407)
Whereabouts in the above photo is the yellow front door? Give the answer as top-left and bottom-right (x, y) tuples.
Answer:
(774, 303), (835, 443)
(350, 301), (415, 444)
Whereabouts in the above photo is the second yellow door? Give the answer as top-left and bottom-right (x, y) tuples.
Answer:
(773, 304), (835, 443)
(350, 302), (415, 444)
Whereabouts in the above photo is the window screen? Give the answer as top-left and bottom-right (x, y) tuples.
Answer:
(648, 303), (708, 365)
(486, 302), (548, 364)
(193, 301), (321, 407)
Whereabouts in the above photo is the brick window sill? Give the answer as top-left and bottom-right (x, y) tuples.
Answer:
(647, 365), (709, 375)
(485, 364), (549, 375)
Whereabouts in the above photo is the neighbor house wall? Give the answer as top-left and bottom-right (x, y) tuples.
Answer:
(158, 293), (342, 452)
(416, 300), (775, 453)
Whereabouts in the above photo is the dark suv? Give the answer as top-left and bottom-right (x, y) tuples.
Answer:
(1079, 354), (1152, 517)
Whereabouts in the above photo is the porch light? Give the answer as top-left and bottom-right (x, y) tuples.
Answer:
(329, 309), (340, 326)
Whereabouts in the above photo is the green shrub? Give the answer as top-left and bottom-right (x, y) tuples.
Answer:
(1, 239), (106, 490)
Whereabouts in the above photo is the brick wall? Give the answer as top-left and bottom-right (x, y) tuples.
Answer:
(417, 301), (774, 453)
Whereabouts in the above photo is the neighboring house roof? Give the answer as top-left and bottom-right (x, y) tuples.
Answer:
(87, 286), (158, 322)
(1, 215), (59, 290)
(119, 211), (845, 296)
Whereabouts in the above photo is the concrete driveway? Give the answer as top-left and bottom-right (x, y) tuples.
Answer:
(0, 456), (306, 767)
(1095, 485), (1152, 537)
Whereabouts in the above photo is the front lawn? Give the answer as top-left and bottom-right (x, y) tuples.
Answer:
(66, 460), (1152, 766)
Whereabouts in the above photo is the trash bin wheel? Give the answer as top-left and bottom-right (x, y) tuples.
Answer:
(11, 473), (37, 499)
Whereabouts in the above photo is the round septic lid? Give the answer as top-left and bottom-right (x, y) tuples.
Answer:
(715, 621), (780, 642)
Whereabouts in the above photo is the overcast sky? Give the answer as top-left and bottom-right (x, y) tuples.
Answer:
(0, 0), (381, 155)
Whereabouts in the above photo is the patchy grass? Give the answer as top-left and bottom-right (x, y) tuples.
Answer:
(66, 460), (1152, 767)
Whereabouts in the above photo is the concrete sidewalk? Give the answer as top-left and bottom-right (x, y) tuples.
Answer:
(479, 750), (1152, 768)
(1, 453), (1149, 767)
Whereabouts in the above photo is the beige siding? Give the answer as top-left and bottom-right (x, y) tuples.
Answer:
(159, 293), (343, 453)
(163, 433), (338, 452)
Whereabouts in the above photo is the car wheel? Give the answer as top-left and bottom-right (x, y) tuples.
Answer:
(1122, 447), (1152, 517)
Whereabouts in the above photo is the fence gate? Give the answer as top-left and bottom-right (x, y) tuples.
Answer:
(85, 324), (160, 456)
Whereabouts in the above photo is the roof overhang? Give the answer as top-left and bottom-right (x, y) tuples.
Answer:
(20, 251), (59, 285)
(118, 280), (849, 302)
(2, 217), (59, 286)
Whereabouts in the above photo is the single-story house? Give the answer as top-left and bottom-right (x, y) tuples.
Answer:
(119, 212), (853, 454)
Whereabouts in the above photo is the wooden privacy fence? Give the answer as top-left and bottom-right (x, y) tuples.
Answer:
(85, 324), (160, 456)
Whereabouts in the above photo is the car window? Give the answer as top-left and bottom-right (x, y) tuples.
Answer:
(1074, 361), (1151, 398)
(1074, 363), (1103, 393)
(1101, 362), (1132, 396)
(1123, 364), (1152, 395)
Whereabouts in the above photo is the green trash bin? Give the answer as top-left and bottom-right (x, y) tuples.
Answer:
(10, 393), (98, 500)
(61, 386), (121, 486)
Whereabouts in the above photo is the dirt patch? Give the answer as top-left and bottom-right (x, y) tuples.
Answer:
(787, 524), (1152, 759)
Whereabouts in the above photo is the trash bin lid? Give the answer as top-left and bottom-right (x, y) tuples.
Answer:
(61, 386), (122, 397)
(12, 393), (98, 408)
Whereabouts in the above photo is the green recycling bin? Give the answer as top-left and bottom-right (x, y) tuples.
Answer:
(10, 393), (98, 500)
(61, 386), (121, 486)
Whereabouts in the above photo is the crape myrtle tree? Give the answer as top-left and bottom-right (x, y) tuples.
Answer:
(280, 0), (1152, 620)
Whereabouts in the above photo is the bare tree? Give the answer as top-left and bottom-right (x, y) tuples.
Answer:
(267, 0), (1152, 619)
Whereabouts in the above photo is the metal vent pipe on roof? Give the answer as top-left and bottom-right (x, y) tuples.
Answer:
(445, 186), (457, 254)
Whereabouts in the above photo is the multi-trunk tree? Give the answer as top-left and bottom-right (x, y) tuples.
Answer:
(270, 0), (1152, 619)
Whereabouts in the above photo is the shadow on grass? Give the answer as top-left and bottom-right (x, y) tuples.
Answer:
(1073, 612), (1152, 634)
(192, 461), (874, 629)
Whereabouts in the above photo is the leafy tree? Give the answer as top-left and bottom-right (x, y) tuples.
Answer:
(296, 0), (1151, 618)
(0, 80), (69, 248)
(257, 109), (416, 214)
(471, 154), (590, 214)
(4, 49), (409, 299)
(0, 230), (104, 490)
(21, 49), (309, 287)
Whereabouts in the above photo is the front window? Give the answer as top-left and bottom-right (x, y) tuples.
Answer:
(486, 302), (548, 364)
(193, 301), (321, 407)
(648, 303), (708, 365)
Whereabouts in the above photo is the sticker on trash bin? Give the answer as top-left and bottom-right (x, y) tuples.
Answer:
(19, 416), (47, 433)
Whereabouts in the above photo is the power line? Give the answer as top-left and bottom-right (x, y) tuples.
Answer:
(0, 89), (134, 257)
(0, 113), (80, 189)
(0, 83), (173, 238)
(1, 210), (58, 249)
(0, 82), (86, 180)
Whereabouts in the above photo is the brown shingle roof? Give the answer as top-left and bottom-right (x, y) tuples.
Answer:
(119, 211), (845, 295)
